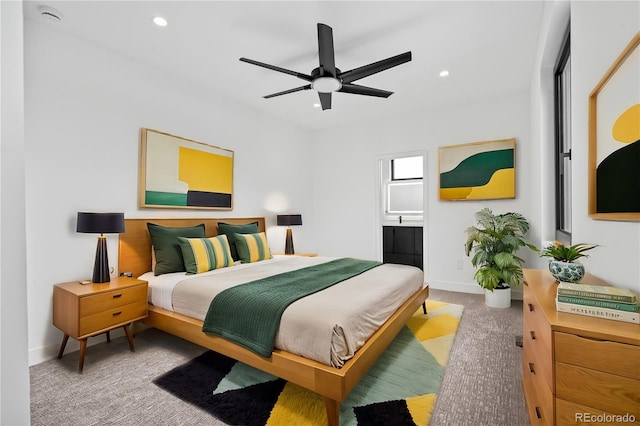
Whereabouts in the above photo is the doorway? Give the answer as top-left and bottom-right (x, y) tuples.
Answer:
(377, 152), (426, 269)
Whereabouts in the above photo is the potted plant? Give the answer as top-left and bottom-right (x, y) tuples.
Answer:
(464, 208), (537, 308)
(538, 241), (597, 283)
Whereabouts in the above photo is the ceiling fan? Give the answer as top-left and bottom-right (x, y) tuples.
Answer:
(240, 23), (412, 110)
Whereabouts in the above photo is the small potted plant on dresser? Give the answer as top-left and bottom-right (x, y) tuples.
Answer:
(538, 241), (598, 283)
(464, 208), (537, 308)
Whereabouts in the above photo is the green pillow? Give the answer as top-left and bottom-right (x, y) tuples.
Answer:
(147, 223), (205, 275)
(217, 221), (259, 260)
(234, 232), (273, 263)
(177, 235), (234, 274)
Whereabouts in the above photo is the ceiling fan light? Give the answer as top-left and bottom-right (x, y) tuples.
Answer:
(312, 77), (342, 93)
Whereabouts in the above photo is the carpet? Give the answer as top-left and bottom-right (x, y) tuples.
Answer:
(153, 300), (464, 426)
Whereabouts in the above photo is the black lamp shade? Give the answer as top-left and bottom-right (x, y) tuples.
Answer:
(77, 212), (125, 283)
(77, 212), (125, 234)
(277, 214), (302, 227)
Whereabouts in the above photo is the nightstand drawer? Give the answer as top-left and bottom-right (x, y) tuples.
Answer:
(80, 285), (147, 317)
(555, 331), (640, 380)
(79, 301), (147, 337)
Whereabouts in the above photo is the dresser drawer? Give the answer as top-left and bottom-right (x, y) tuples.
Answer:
(523, 366), (554, 426)
(80, 285), (147, 317)
(556, 398), (640, 426)
(555, 331), (640, 380)
(78, 301), (147, 337)
(523, 291), (552, 354)
(523, 333), (554, 395)
(556, 362), (640, 419)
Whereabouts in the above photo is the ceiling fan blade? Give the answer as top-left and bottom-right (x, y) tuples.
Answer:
(240, 57), (313, 82)
(264, 85), (312, 99)
(317, 23), (336, 77)
(318, 92), (332, 110)
(339, 83), (393, 98)
(339, 51), (412, 84)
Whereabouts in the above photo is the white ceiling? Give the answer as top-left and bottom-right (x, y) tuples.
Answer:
(23, 1), (545, 131)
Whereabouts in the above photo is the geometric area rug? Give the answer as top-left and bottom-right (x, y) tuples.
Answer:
(153, 300), (464, 426)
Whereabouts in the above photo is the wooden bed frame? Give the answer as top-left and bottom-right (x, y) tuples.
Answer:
(118, 217), (429, 425)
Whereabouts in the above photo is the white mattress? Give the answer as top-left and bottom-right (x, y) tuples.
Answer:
(140, 255), (424, 367)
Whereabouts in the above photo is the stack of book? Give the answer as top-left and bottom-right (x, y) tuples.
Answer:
(556, 282), (639, 324)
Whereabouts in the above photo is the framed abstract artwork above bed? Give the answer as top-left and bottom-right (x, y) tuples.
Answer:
(438, 138), (516, 201)
(139, 128), (234, 210)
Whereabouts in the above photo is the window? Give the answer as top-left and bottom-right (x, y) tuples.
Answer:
(554, 28), (571, 243)
(384, 156), (423, 221)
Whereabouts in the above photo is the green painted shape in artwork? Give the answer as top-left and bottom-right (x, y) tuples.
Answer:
(440, 149), (514, 188)
(145, 191), (187, 206)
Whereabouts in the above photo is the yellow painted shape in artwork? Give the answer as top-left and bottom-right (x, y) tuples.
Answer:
(266, 382), (326, 426)
(178, 146), (233, 193)
(467, 168), (515, 199)
(612, 104), (640, 143)
(407, 393), (437, 426)
(440, 186), (472, 200)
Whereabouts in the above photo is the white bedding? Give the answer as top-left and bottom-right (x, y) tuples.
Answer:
(140, 255), (424, 367)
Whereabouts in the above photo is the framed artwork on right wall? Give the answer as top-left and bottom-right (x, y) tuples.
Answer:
(588, 32), (640, 221)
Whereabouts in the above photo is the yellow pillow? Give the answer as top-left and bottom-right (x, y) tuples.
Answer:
(178, 235), (234, 274)
(234, 232), (272, 263)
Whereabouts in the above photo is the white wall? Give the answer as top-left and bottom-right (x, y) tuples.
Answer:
(24, 22), (315, 365)
(310, 92), (542, 295)
(0, 1), (31, 423)
(531, 0), (639, 293)
(569, 1), (640, 292)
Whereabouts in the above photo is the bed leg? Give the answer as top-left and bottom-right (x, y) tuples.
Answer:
(324, 397), (340, 426)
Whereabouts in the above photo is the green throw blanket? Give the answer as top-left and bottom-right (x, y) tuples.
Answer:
(202, 258), (382, 357)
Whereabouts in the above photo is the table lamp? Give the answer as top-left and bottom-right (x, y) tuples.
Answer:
(276, 214), (302, 255)
(77, 212), (125, 283)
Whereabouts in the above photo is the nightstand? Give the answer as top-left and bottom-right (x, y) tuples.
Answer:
(276, 252), (318, 257)
(53, 276), (148, 373)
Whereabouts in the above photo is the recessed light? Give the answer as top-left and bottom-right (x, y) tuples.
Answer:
(152, 16), (168, 27)
(439, 70), (449, 77)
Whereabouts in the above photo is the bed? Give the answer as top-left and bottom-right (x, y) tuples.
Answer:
(118, 217), (429, 425)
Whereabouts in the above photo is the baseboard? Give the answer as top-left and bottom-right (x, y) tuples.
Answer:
(29, 324), (150, 366)
(427, 280), (523, 300)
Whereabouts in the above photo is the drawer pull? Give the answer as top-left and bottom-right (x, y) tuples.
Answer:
(112, 311), (122, 317)
(535, 407), (542, 419)
(528, 362), (535, 374)
(112, 294), (122, 299)
(530, 331), (536, 340)
(528, 303), (534, 312)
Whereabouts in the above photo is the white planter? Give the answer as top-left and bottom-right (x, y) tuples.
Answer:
(485, 287), (511, 308)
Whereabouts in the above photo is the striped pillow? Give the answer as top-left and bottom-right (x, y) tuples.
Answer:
(177, 235), (235, 274)
(234, 232), (272, 263)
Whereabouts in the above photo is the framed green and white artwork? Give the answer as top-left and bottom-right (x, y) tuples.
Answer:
(438, 138), (516, 201)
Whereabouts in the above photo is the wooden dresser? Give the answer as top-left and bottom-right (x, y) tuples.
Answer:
(522, 269), (639, 426)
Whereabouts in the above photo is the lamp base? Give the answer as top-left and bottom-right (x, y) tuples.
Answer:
(92, 235), (111, 283)
(284, 228), (295, 255)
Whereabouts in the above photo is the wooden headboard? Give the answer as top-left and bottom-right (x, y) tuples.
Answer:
(118, 217), (266, 278)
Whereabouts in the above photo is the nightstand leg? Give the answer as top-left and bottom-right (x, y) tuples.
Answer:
(57, 334), (69, 359)
(78, 339), (87, 374)
(106, 331), (111, 343)
(123, 324), (135, 352)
